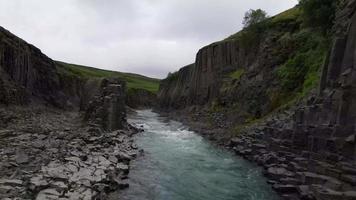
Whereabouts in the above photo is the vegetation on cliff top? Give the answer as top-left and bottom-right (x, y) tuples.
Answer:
(56, 61), (160, 93)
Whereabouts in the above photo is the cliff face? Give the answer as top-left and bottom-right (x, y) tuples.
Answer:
(126, 88), (157, 108)
(158, 64), (194, 108)
(294, 0), (356, 161)
(158, 10), (304, 121)
(0, 27), (67, 106)
(84, 78), (127, 131)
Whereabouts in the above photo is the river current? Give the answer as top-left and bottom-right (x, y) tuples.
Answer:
(117, 110), (279, 200)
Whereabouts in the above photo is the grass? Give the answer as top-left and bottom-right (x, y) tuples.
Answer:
(56, 61), (160, 93)
(229, 69), (245, 80)
(270, 7), (301, 24)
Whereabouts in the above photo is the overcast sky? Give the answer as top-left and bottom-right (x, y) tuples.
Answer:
(0, 0), (298, 78)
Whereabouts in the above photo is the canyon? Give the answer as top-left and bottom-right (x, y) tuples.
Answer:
(1, 0), (356, 200)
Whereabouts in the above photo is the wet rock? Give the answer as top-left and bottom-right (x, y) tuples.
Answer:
(265, 167), (294, 180)
(272, 184), (297, 194)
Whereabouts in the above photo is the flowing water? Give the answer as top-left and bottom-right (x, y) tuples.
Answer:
(118, 110), (279, 200)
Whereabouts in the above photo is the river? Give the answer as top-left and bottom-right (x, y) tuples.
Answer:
(117, 110), (279, 200)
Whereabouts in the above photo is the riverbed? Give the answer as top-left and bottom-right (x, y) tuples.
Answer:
(116, 110), (279, 200)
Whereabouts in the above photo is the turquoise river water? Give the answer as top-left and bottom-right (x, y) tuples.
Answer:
(117, 110), (279, 200)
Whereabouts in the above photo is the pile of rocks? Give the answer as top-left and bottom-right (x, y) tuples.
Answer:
(0, 107), (139, 200)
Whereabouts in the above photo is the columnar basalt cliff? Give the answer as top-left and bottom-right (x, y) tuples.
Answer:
(0, 26), (138, 199)
(158, 8), (304, 122)
(158, 1), (356, 199)
(84, 78), (127, 131)
(0, 27), (67, 106)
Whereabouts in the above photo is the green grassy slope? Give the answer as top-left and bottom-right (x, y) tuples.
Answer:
(56, 61), (160, 93)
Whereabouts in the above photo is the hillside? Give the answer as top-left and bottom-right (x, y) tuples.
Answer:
(56, 61), (160, 93)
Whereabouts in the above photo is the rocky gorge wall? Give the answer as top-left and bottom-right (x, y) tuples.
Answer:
(230, 1), (356, 198)
(0, 27), (67, 106)
(158, 9), (303, 121)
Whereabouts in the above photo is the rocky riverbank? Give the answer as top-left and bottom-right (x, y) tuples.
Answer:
(0, 106), (140, 199)
(158, 105), (356, 200)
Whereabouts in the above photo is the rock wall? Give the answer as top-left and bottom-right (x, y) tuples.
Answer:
(229, 1), (356, 199)
(158, 64), (195, 108)
(126, 88), (157, 108)
(293, 0), (356, 163)
(84, 78), (127, 131)
(158, 13), (300, 120)
(0, 26), (67, 106)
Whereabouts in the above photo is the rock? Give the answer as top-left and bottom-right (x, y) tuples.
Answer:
(66, 187), (97, 200)
(297, 185), (314, 199)
(265, 167), (294, 180)
(15, 149), (29, 164)
(343, 191), (356, 200)
(341, 175), (356, 186)
(116, 163), (129, 174)
(272, 184), (297, 194)
(65, 156), (81, 163)
(0, 179), (23, 186)
(115, 179), (129, 189)
(117, 152), (132, 161)
(0, 185), (14, 194)
(83, 78), (127, 131)
(30, 175), (49, 191)
(311, 185), (343, 200)
(42, 162), (70, 180)
(108, 156), (118, 163)
(50, 181), (68, 190)
(36, 188), (61, 200)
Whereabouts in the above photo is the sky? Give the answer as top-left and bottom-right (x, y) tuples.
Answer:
(0, 0), (298, 78)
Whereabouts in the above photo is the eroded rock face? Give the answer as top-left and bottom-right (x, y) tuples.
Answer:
(229, 1), (356, 199)
(158, 12), (300, 120)
(84, 78), (127, 131)
(0, 26), (67, 106)
(126, 88), (157, 108)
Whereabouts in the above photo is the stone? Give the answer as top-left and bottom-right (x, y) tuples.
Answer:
(116, 163), (129, 174)
(311, 185), (343, 200)
(0, 179), (23, 186)
(344, 191), (356, 200)
(115, 179), (129, 189)
(15, 149), (29, 164)
(66, 187), (97, 200)
(117, 152), (132, 161)
(265, 167), (294, 180)
(30, 175), (49, 191)
(42, 163), (70, 180)
(36, 188), (61, 200)
(0, 185), (14, 194)
(341, 175), (356, 186)
(272, 184), (297, 194)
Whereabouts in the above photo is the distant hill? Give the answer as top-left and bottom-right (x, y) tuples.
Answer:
(56, 61), (160, 93)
